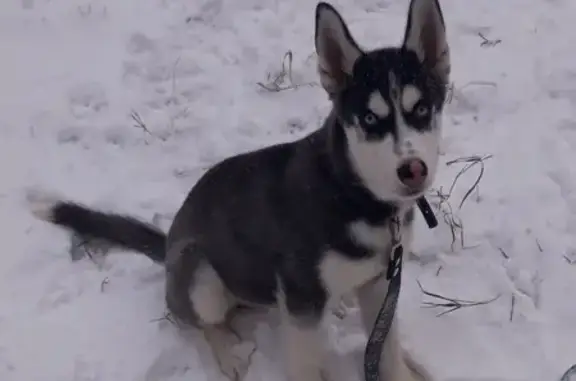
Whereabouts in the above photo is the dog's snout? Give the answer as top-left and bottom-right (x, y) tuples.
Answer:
(396, 158), (428, 189)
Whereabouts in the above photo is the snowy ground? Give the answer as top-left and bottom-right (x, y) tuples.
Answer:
(1, 0), (576, 380)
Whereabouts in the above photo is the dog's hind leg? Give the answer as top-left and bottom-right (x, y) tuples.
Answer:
(356, 274), (432, 381)
(164, 242), (254, 381)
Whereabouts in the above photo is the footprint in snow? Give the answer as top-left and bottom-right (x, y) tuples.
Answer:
(67, 83), (108, 120)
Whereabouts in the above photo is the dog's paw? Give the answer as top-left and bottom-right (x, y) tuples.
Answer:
(203, 326), (255, 381)
(218, 341), (255, 381)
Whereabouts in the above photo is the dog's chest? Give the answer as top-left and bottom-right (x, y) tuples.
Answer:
(319, 220), (398, 301)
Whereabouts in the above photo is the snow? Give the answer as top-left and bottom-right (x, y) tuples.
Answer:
(1, 0), (575, 380)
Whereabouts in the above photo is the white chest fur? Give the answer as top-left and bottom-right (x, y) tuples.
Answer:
(319, 219), (406, 308)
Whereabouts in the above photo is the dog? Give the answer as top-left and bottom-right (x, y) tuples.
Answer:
(28, 1), (450, 380)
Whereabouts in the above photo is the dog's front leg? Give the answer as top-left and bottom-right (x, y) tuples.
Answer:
(357, 274), (426, 381)
(281, 315), (327, 381)
(278, 279), (328, 381)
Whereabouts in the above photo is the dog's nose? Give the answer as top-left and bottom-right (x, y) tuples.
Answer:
(396, 158), (428, 189)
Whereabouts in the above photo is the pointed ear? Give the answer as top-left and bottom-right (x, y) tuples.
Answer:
(315, 2), (363, 97)
(402, 0), (450, 86)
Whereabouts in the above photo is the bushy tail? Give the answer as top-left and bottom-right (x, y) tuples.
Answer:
(28, 191), (166, 263)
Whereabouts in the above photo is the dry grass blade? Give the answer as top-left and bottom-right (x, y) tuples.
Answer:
(535, 239), (543, 252)
(478, 32), (502, 47)
(459, 81), (498, 90)
(130, 111), (166, 141)
(446, 81), (497, 107)
(426, 154), (492, 250)
(100, 277), (110, 292)
(259, 50), (293, 91)
(446, 154), (493, 209)
(498, 247), (509, 259)
(417, 280), (501, 317)
(509, 294), (516, 322)
(435, 265), (443, 276)
(257, 50), (317, 92)
(428, 187), (465, 250)
(150, 311), (177, 325)
(70, 234), (111, 268)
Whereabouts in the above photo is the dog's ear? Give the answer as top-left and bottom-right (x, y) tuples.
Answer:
(402, 0), (450, 86)
(315, 2), (362, 97)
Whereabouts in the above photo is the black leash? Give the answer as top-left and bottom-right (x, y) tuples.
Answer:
(561, 364), (576, 381)
(364, 196), (438, 381)
(363, 198), (576, 381)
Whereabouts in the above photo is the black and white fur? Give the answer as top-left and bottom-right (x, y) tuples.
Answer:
(28, 1), (450, 380)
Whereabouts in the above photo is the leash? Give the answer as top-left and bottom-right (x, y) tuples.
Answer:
(363, 198), (576, 381)
(561, 364), (576, 381)
(364, 196), (438, 381)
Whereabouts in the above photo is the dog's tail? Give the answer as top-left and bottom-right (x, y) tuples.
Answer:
(27, 191), (166, 263)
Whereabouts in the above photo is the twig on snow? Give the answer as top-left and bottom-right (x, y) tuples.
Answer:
(151, 311), (177, 325)
(498, 247), (509, 259)
(459, 81), (498, 91)
(509, 294), (516, 322)
(445, 81), (497, 105)
(71, 236), (109, 266)
(75, 238), (97, 263)
(100, 277), (110, 292)
(446, 154), (493, 209)
(171, 56), (181, 97)
(417, 280), (501, 317)
(427, 154), (492, 251)
(427, 187), (465, 250)
(435, 265), (443, 277)
(130, 111), (166, 141)
(478, 32), (502, 47)
(257, 51), (318, 92)
(535, 238), (543, 253)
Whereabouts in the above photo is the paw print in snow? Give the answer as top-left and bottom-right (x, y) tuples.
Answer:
(37, 276), (85, 313)
(67, 83), (108, 119)
(0, 348), (15, 374)
(73, 357), (101, 381)
(21, 0), (34, 9)
(126, 32), (156, 55)
(505, 266), (542, 309)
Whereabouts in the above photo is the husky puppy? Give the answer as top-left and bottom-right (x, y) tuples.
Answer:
(28, 1), (450, 380)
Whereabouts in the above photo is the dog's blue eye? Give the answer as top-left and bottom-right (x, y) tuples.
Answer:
(364, 113), (378, 125)
(414, 105), (430, 117)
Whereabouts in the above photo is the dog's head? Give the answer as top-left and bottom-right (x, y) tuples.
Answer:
(315, 0), (450, 203)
